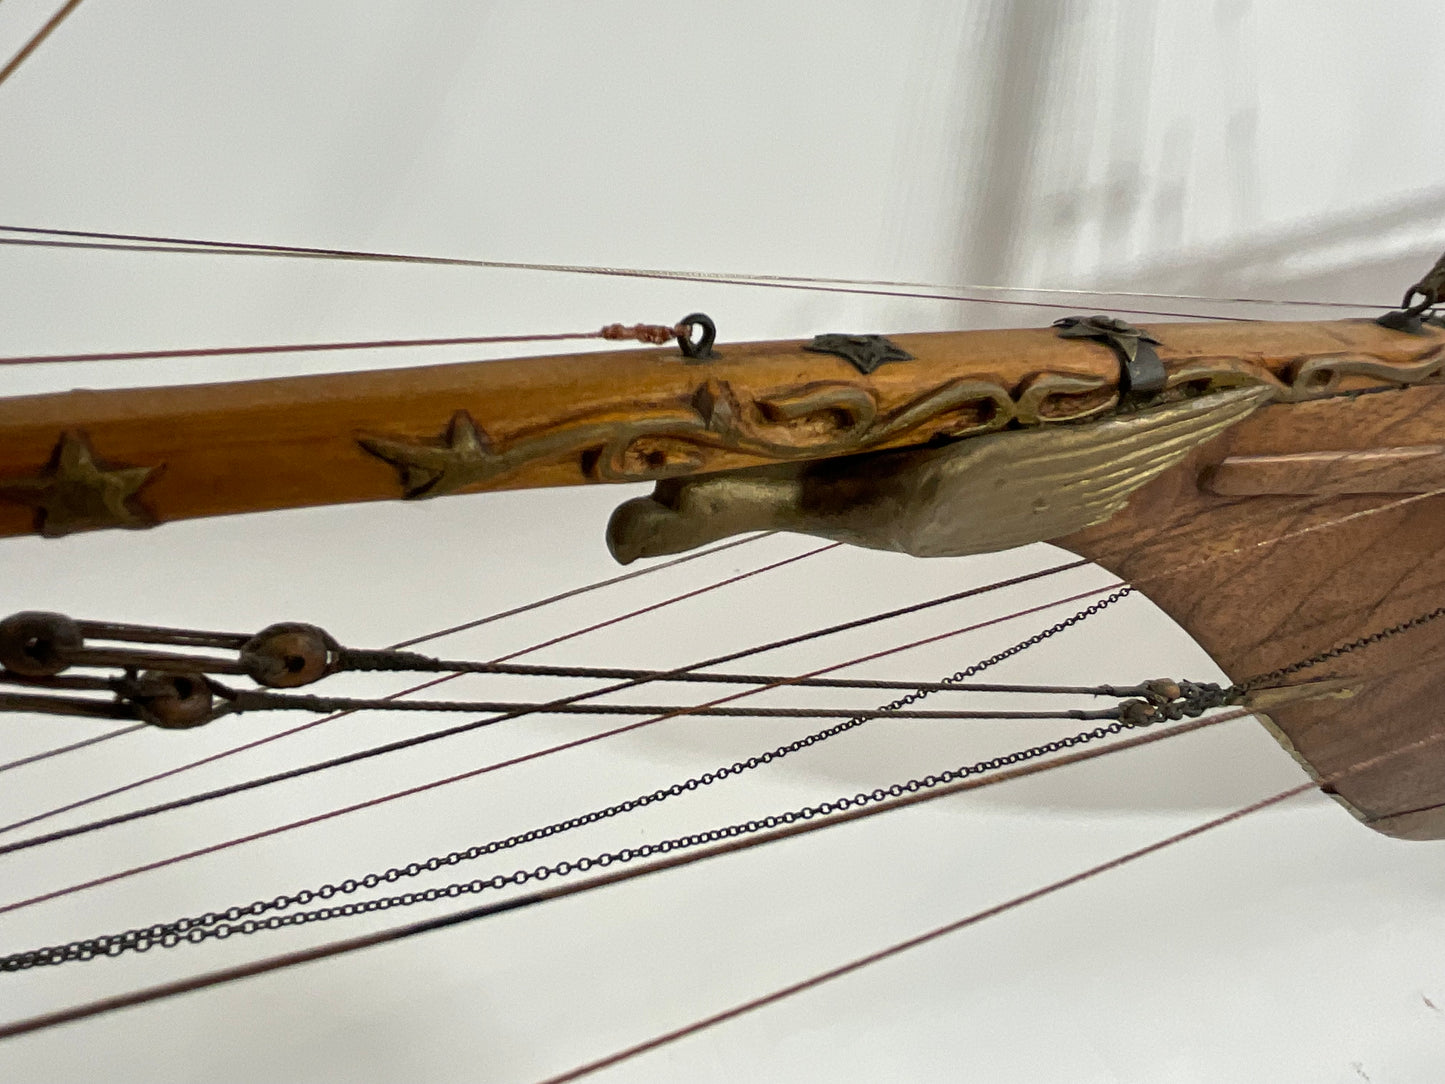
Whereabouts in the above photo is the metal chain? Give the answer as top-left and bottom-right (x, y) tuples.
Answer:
(3, 725), (1132, 971)
(8, 591), (1437, 973)
(1, 589), (1135, 972)
(1230, 604), (1445, 696)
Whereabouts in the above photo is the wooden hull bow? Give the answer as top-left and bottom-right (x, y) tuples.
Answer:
(1063, 382), (1445, 839)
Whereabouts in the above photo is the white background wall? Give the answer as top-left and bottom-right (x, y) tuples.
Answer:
(1, 2), (1444, 1081)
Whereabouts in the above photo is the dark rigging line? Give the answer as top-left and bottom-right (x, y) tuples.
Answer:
(0, 710), (1248, 1042)
(9, 485), (1434, 879)
(0, 560), (1093, 860)
(0, 537), (770, 775)
(0, 537), (819, 835)
(185, 695), (1131, 723)
(2, 586), (1139, 968)
(9, 588), (1445, 1038)
(327, 656), (1138, 695)
(0, 576), (1115, 909)
(0, 723), (145, 774)
(0, 0), (86, 90)
(12, 478), (1430, 845)
(0, 230), (1251, 322)
(0, 224), (1392, 314)
(394, 533), (765, 650)
(543, 710), (1445, 1082)
(4, 491), (1438, 1033)
(543, 781), (1314, 1084)
(0, 559), (1085, 852)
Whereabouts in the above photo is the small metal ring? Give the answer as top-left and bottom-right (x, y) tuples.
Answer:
(676, 313), (718, 360)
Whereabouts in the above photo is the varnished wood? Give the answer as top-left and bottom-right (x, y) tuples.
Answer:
(0, 317), (1439, 538)
(1203, 445), (1445, 496)
(1061, 381), (1445, 839)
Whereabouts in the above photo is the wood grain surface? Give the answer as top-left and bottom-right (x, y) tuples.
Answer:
(1, 317), (1440, 538)
(1062, 381), (1445, 838)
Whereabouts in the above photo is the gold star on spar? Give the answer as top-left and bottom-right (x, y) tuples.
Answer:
(0, 431), (159, 537)
(357, 411), (501, 498)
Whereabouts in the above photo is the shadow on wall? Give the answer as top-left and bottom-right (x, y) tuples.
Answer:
(1121, 185), (1445, 306)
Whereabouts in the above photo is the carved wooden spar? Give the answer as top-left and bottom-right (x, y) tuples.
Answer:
(4, 283), (1445, 841)
(0, 315), (1442, 539)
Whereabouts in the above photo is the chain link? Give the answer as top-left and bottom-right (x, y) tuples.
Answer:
(8, 579), (1443, 972)
(1, 588), (1135, 973)
(15, 587), (1433, 973)
(4, 723), (1130, 970)
(1231, 605), (1445, 696)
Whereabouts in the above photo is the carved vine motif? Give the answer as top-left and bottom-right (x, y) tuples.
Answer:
(1168, 343), (1445, 403)
(357, 371), (1119, 497)
(607, 387), (1274, 564)
(357, 337), (1445, 499)
(1289, 351), (1445, 398)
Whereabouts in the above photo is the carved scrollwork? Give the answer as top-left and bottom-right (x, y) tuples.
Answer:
(357, 370), (1122, 497)
(357, 332), (1445, 501)
(1163, 344), (1445, 404)
(606, 387), (1274, 564)
(1013, 372), (1116, 425)
(1289, 351), (1445, 399)
(553, 377), (1031, 484)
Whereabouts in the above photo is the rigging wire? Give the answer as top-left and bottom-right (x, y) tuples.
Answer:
(0, 710), (1248, 1040)
(0, 325), (686, 367)
(143, 692), (1136, 723)
(543, 778), (1313, 1084)
(0, 0), (85, 90)
(8, 481), (1440, 906)
(0, 722), (144, 774)
(285, 656), (1139, 695)
(7, 581), (1445, 1036)
(392, 532), (764, 650)
(12, 661), (1440, 1046)
(2, 588), (1140, 967)
(0, 658), (1152, 709)
(8, 477), (1439, 920)
(0, 567), (1107, 878)
(15, 578), (1442, 971)
(0, 226), (1300, 324)
(0, 534), (769, 776)
(545, 705), (1445, 1082)
(0, 536), (820, 834)
(0, 225), (1393, 318)
(12, 477), (1439, 855)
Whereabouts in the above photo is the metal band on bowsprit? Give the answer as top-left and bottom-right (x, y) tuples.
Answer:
(1052, 315), (1167, 398)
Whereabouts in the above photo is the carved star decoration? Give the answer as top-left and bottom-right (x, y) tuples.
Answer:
(357, 411), (501, 498)
(0, 431), (159, 537)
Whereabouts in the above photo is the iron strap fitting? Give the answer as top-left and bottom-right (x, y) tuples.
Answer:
(1054, 314), (1167, 399)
